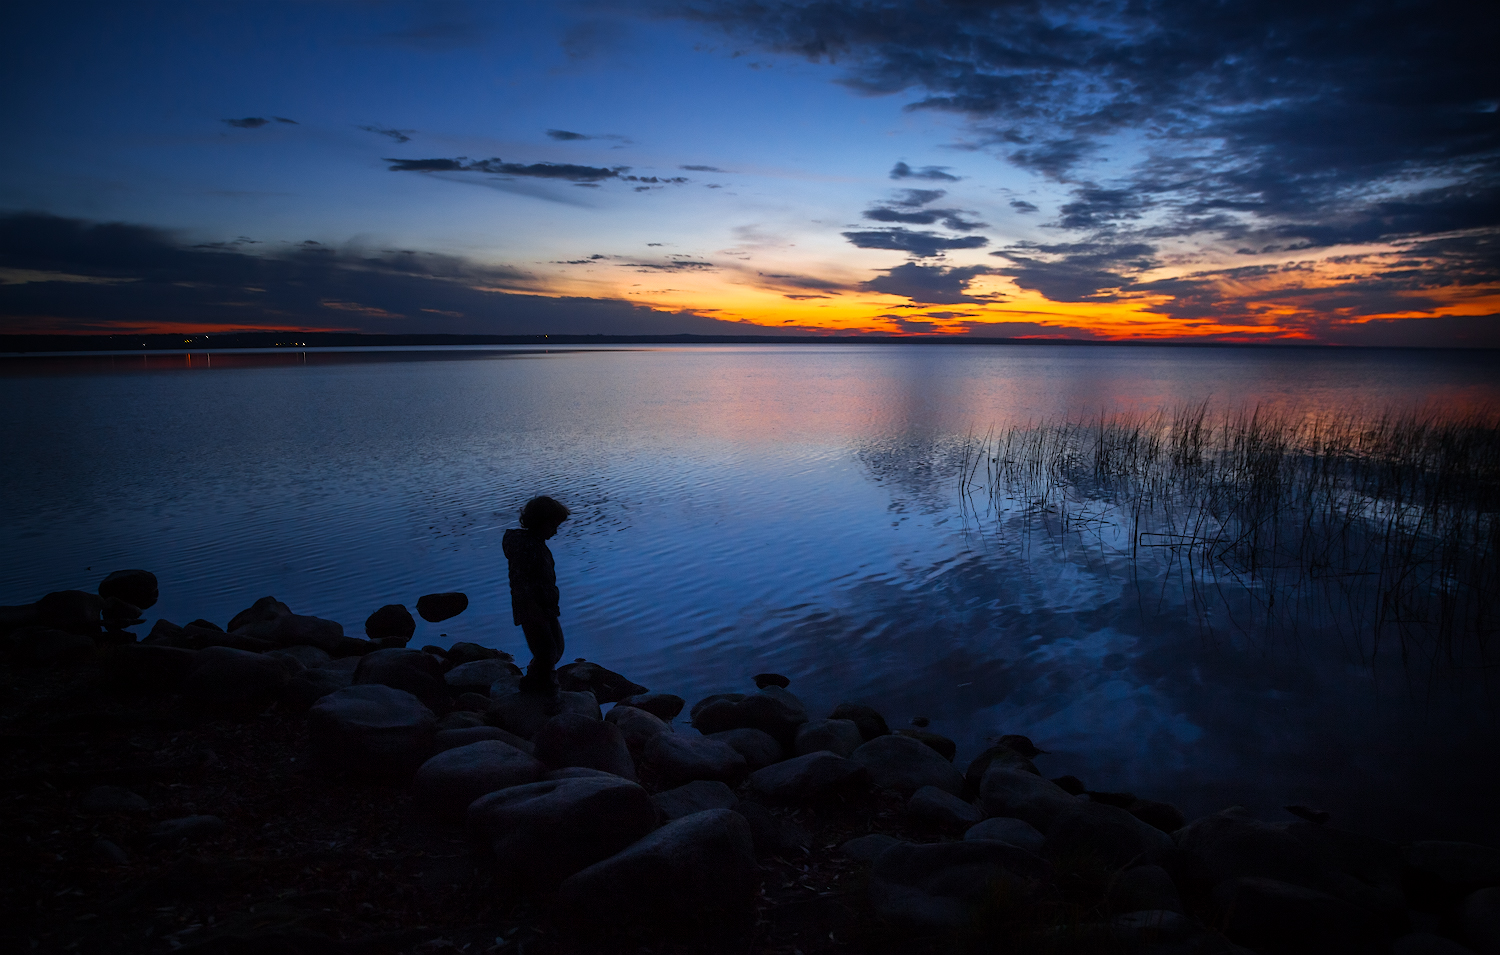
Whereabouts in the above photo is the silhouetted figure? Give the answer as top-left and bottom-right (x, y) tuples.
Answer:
(503, 496), (571, 697)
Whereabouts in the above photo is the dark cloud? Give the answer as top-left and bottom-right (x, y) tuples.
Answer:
(385, 157), (623, 182)
(617, 258), (717, 273)
(890, 161), (958, 181)
(894, 189), (945, 207)
(990, 241), (1157, 302)
(757, 271), (850, 292)
(546, 129), (632, 143)
(842, 228), (988, 257)
(224, 117), (270, 129)
(274, 117), (298, 125)
(861, 206), (985, 231)
(1010, 200), (1039, 213)
(0, 212), (769, 336)
(359, 125), (414, 143)
(862, 262), (995, 304)
(681, 165), (728, 172)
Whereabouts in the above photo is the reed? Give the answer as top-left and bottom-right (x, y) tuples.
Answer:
(959, 404), (1500, 664)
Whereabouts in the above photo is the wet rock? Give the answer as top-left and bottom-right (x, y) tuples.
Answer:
(852, 734), (964, 796)
(708, 728), (784, 771)
(36, 590), (102, 635)
(228, 596), (345, 653)
(893, 728), (957, 762)
(533, 712), (637, 780)
(414, 740), (546, 817)
(1213, 876), (1388, 954)
(98, 569), (159, 610)
(149, 815), (226, 846)
(843, 833), (903, 863)
(1130, 799), (1187, 834)
(652, 780), (738, 820)
(615, 692), (686, 721)
(966, 817), (1046, 853)
(445, 641), (511, 665)
(690, 692), (745, 721)
(979, 767), (1080, 831)
(964, 745), (1040, 797)
(363, 604), (416, 643)
(488, 689), (600, 740)
(605, 703), (670, 752)
(10, 628), (95, 666)
(747, 751), (870, 803)
(907, 785), (983, 826)
(80, 785), (149, 814)
(556, 660), (648, 703)
(416, 592), (468, 622)
(281, 666), (353, 711)
(869, 839), (1052, 930)
(642, 732), (747, 789)
(734, 800), (809, 859)
(794, 719), (864, 758)
(753, 672), (790, 689)
(829, 702), (890, 741)
(445, 658), (521, 693)
(1460, 887), (1500, 955)
(268, 645), (332, 669)
(1109, 864), (1184, 914)
(1045, 801), (1173, 870)
(308, 685), (437, 779)
(106, 643), (197, 692)
(181, 646), (291, 711)
(558, 808), (756, 929)
(692, 686), (808, 744)
(467, 776), (656, 890)
(1405, 841), (1500, 903)
(352, 647), (448, 709)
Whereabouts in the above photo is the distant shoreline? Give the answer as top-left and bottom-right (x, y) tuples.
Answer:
(1, 331), (1490, 355)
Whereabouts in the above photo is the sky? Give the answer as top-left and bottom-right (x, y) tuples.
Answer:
(1, 0), (1497, 344)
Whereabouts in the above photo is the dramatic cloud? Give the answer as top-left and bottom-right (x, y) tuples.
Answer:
(385, 157), (623, 182)
(990, 241), (1157, 303)
(359, 125), (414, 143)
(862, 206), (985, 231)
(889, 161), (958, 182)
(862, 263), (995, 304)
(843, 228), (988, 257)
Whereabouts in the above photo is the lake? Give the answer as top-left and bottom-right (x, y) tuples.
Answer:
(3, 343), (1497, 842)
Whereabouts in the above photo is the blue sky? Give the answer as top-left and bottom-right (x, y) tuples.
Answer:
(3, 1), (1497, 343)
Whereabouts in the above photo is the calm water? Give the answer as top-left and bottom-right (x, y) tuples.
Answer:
(4, 344), (1498, 842)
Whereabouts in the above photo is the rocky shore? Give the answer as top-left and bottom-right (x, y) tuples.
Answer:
(3, 571), (1498, 955)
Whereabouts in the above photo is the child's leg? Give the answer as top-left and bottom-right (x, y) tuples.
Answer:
(519, 616), (563, 693)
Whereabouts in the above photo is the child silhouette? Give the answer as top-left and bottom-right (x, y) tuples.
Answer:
(502, 495), (570, 697)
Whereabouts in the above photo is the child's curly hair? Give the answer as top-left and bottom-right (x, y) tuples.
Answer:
(519, 495), (571, 530)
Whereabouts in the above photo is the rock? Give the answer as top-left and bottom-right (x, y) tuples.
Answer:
(980, 767), (1082, 832)
(1214, 876), (1388, 954)
(1175, 807), (1333, 895)
(852, 734), (964, 796)
(100, 596), (144, 630)
(1393, 933), (1482, 955)
(467, 776), (656, 890)
(1130, 799), (1187, 834)
(533, 712), (636, 780)
(694, 685), (809, 743)
(1088, 790), (1138, 808)
(178, 624), (272, 652)
(181, 646), (290, 711)
(1044, 801), (1173, 870)
(641, 732), (747, 788)
(320, 655), (364, 672)
(227, 596), (345, 652)
(416, 592), (468, 622)
(964, 745), (1040, 796)
(653, 780), (738, 820)
(94, 838), (129, 865)
(793, 719), (864, 758)
(413, 740), (546, 817)
(149, 815), (226, 846)
(453, 691), (495, 712)
(558, 808), (757, 930)
(869, 839), (1052, 930)
(843, 833), (903, 863)
(281, 666), (353, 711)
(966, 817), (1046, 853)
(363, 604), (416, 643)
(907, 785), (983, 826)
(605, 703), (670, 752)
(98, 569), (158, 610)
(615, 692), (686, 721)
(747, 751), (870, 803)
(186, 618), (223, 632)
(10, 628), (95, 666)
(1286, 822), (1407, 930)
(79, 785), (148, 814)
(106, 643), (197, 692)
(434, 725), (532, 753)
(1110, 864), (1185, 915)
(1108, 910), (1197, 945)
(308, 685), (437, 778)
(733, 800), (809, 858)
(488, 689), (600, 739)
(994, 734), (1048, 757)
(893, 728), (957, 762)
(545, 766), (619, 781)
(829, 702), (891, 741)
(1053, 774), (1087, 795)
(445, 641), (511, 665)
(445, 658), (521, 692)
(268, 645), (332, 668)
(439, 709), (487, 730)
(556, 661), (649, 704)
(708, 728), (784, 771)
(0, 602), (40, 637)
(1405, 841), (1500, 902)
(352, 647), (448, 709)
(1461, 886), (1500, 955)
(36, 590), (102, 635)
(328, 636), (377, 657)
(753, 672), (790, 689)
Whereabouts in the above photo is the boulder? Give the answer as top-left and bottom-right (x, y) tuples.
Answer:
(181, 646), (291, 711)
(907, 785), (983, 826)
(268, 645), (332, 668)
(753, 672), (790, 689)
(732, 800), (810, 859)
(100, 596), (144, 631)
(79, 785), (149, 814)
(692, 686), (808, 743)
(0, 602), (40, 637)
(36, 590), (102, 635)
(148, 815), (225, 846)
(966, 817), (1045, 853)
(416, 592), (468, 622)
(545, 766), (619, 781)
(227, 596), (345, 652)
(98, 569), (158, 610)
(829, 702), (891, 741)
(689, 692), (744, 721)
(363, 604), (416, 643)
(852, 734), (964, 796)
(1130, 799), (1187, 834)
(453, 692), (495, 712)
(557, 661), (648, 704)
(1393, 933), (1483, 955)
(467, 776), (656, 890)
(641, 732), (747, 789)
(793, 719), (864, 758)
(980, 767), (1080, 831)
(308, 685), (437, 778)
(747, 751), (870, 803)
(652, 780), (738, 821)
(964, 744), (1040, 796)
(708, 728), (784, 771)
(557, 809), (756, 929)
(1109, 864), (1184, 915)
(843, 833), (903, 863)
(180, 625), (272, 652)
(445, 658), (521, 692)
(1286, 822), (1406, 929)
(1108, 910), (1197, 945)
(615, 692), (685, 721)
(1404, 841), (1500, 902)
(893, 728), (957, 762)
(1174, 807), (1332, 895)
(605, 703), (670, 752)
(105, 643), (197, 692)
(1460, 886), (1500, 955)
(439, 709), (488, 729)
(352, 648), (448, 709)
(488, 689), (600, 739)
(1213, 876), (1388, 954)
(413, 740), (545, 817)
(869, 839), (1052, 930)
(434, 725), (533, 754)
(281, 666), (353, 711)
(533, 712), (636, 780)
(185, 618), (223, 632)
(445, 641), (511, 665)
(1044, 801), (1173, 870)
